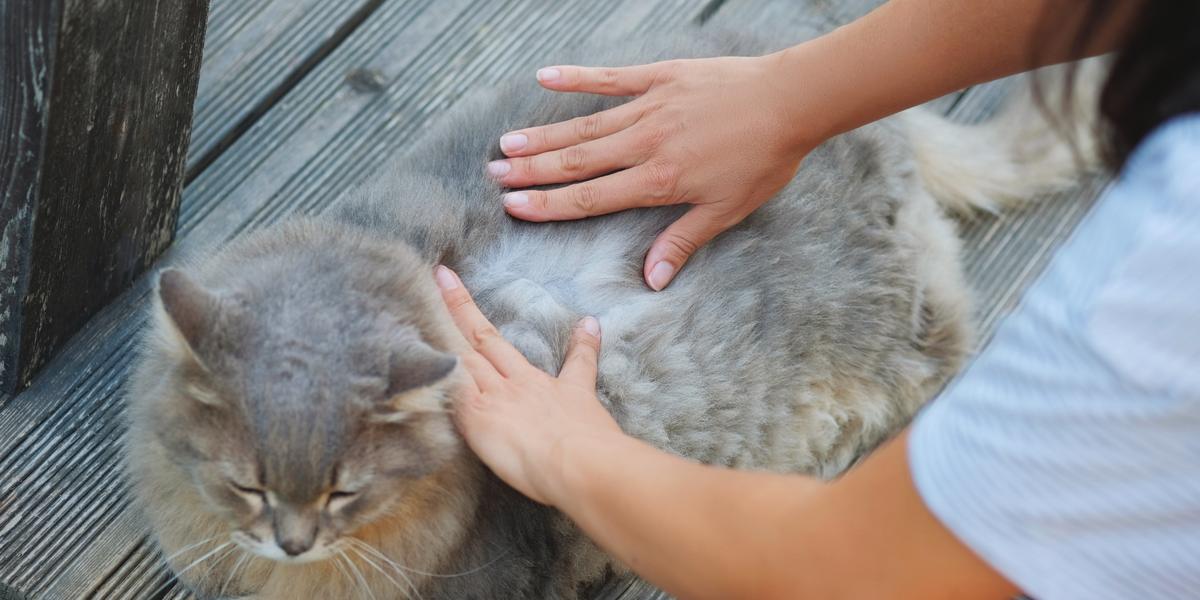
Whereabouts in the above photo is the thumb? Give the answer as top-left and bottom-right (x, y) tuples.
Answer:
(644, 207), (727, 291)
(558, 317), (601, 385)
(536, 63), (663, 96)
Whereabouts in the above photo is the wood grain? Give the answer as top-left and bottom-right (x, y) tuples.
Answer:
(0, 0), (208, 393)
(0, 0), (1107, 598)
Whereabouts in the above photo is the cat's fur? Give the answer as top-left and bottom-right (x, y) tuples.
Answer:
(124, 30), (1096, 600)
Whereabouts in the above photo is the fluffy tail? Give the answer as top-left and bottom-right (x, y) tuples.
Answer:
(905, 58), (1108, 215)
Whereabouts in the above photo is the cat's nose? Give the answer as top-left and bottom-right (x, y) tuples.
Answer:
(278, 537), (312, 556)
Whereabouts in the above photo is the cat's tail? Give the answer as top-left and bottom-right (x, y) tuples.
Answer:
(904, 57), (1107, 215)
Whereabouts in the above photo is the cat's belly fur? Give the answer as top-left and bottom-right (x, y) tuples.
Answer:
(459, 127), (969, 479)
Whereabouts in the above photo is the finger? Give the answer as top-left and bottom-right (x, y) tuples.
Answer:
(457, 349), (502, 393)
(498, 101), (641, 157)
(643, 206), (730, 291)
(434, 266), (529, 377)
(534, 63), (664, 96)
(494, 127), (648, 188)
(559, 317), (601, 385)
(503, 160), (680, 221)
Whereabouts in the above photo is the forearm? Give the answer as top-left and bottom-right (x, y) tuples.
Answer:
(554, 431), (821, 599)
(553, 430), (1017, 599)
(771, 0), (1133, 149)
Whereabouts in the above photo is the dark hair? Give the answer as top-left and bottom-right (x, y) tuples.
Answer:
(1058, 2), (1200, 169)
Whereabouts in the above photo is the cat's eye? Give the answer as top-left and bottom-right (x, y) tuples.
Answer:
(229, 482), (266, 499)
(326, 490), (359, 510)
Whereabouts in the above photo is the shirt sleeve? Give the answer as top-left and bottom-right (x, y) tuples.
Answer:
(908, 114), (1200, 600)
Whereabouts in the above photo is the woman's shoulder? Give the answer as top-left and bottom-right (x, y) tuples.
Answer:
(906, 110), (1200, 600)
(1119, 112), (1200, 204)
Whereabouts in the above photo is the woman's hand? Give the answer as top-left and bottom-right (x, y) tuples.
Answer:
(434, 265), (623, 507)
(486, 55), (815, 291)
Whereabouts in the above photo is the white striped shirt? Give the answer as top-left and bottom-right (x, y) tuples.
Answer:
(910, 113), (1200, 599)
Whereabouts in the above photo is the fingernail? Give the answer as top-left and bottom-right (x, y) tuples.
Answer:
(434, 265), (459, 291)
(503, 192), (529, 208)
(581, 316), (600, 336)
(500, 133), (527, 153)
(647, 262), (675, 291)
(486, 160), (510, 178)
(536, 67), (560, 83)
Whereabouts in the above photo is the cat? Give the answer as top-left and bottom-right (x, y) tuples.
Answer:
(123, 29), (1097, 600)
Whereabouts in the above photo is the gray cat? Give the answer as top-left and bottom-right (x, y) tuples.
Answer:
(123, 30), (1096, 600)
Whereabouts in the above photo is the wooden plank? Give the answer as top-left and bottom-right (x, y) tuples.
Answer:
(186, 0), (380, 176)
(0, 1), (1106, 598)
(0, 1), (711, 597)
(0, 0), (58, 395)
(0, 0), (208, 394)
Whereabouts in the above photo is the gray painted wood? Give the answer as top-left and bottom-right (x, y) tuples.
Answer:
(0, 0), (58, 396)
(0, 0), (208, 394)
(0, 0), (709, 597)
(0, 0), (1107, 598)
(186, 0), (380, 176)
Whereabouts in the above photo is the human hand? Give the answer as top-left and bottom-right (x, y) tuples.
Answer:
(434, 265), (624, 507)
(487, 55), (814, 291)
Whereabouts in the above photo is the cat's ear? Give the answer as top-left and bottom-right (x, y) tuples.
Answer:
(374, 338), (458, 420)
(386, 339), (458, 398)
(156, 268), (220, 357)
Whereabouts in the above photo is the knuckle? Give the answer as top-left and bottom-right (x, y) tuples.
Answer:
(525, 190), (547, 211)
(575, 332), (601, 352)
(569, 183), (600, 214)
(573, 113), (603, 141)
(444, 289), (473, 310)
(510, 157), (533, 179)
(643, 160), (679, 200)
(655, 60), (682, 82)
(528, 190), (553, 212)
(470, 324), (503, 348)
(535, 127), (555, 151)
(557, 146), (587, 174)
(640, 99), (667, 116)
(599, 68), (622, 88)
(462, 392), (490, 414)
(663, 234), (700, 258)
(635, 126), (669, 155)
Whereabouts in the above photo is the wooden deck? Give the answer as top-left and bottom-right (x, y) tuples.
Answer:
(0, 1), (1106, 598)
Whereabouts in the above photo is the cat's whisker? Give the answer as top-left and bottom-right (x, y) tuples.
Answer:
(347, 538), (418, 582)
(160, 536), (219, 565)
(335, 552), (361, 598)
(148, 541), (232, 598)
(197, 544), (240, 589)
(348, 537), (510, 579)
(347, 545), (420, 600)
(219, 551), (250, 597)
(331, 550), (356, 593)
(171, 541), (233, 579)
(340, 550), (379, 600)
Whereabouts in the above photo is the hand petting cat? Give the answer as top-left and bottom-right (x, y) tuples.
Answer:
(485, 56), (814, 291)
(434, 265), (622, 508)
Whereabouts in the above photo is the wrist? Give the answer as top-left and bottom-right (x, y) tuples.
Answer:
(759, 44), (842, 154)
(544, 427), (641, 512)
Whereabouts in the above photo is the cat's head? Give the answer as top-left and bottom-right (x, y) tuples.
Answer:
(143, 235), (464, 565)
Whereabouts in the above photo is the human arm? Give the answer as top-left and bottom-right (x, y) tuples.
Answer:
(489, 0), (1136, 290)
(434, 265), (1016, 599)
(554, 426), (1016, 600)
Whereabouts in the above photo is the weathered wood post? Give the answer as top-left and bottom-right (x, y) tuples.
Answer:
(1, 0), (209, 392)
